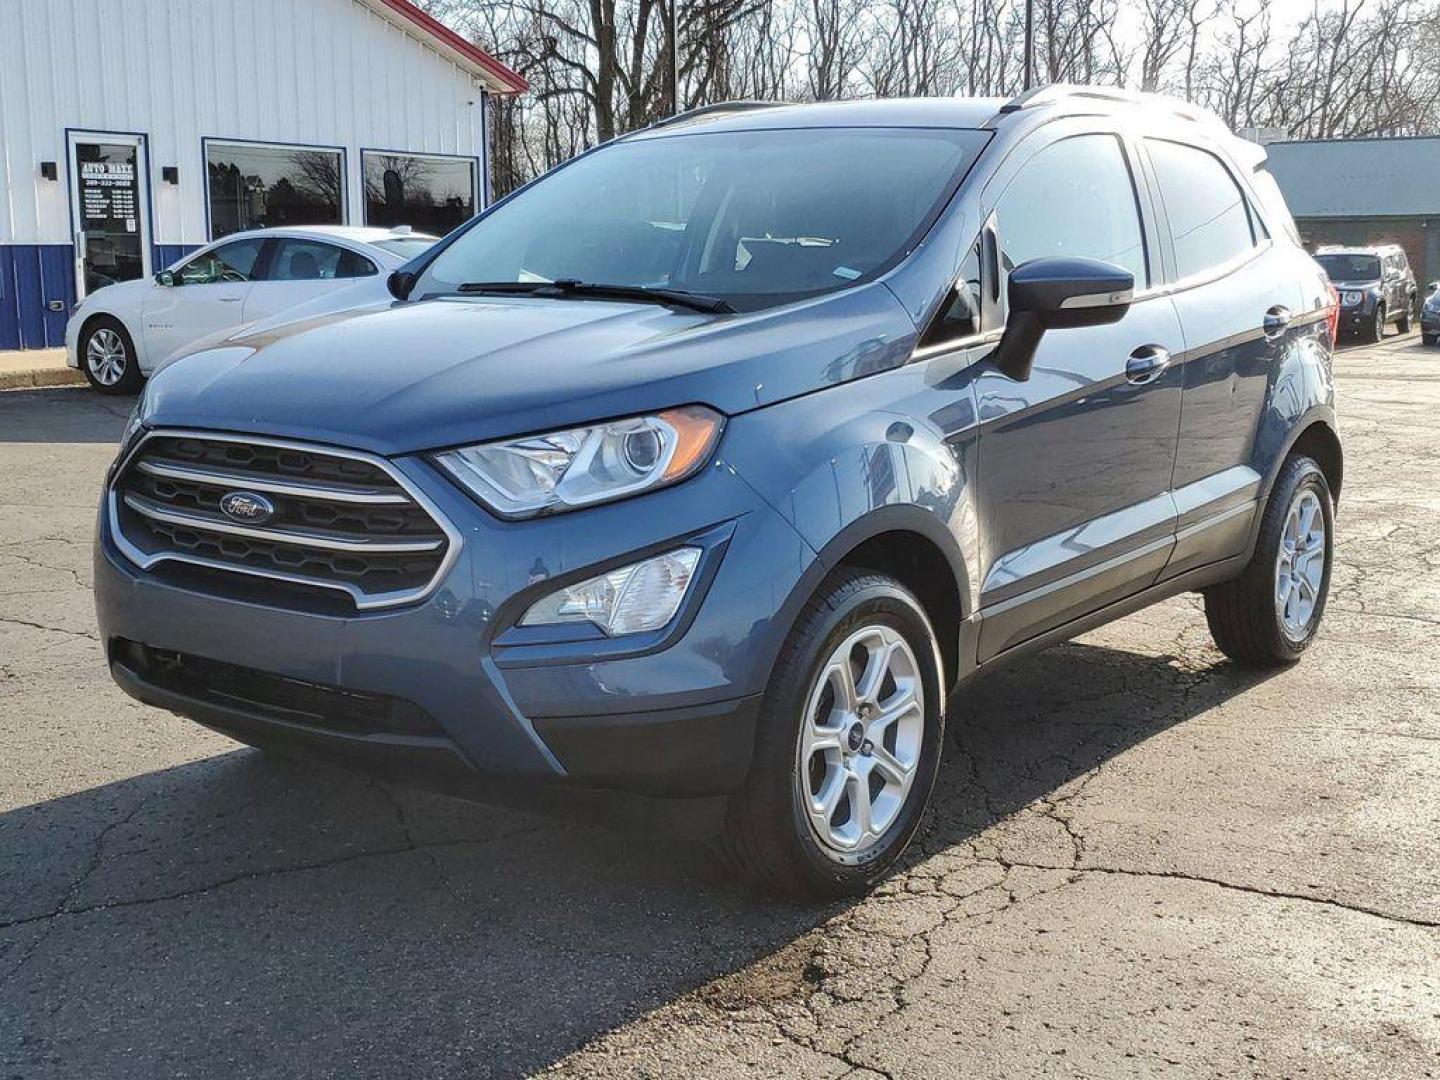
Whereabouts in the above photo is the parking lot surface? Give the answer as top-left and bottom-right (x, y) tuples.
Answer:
(2, 335), (1437, 1079)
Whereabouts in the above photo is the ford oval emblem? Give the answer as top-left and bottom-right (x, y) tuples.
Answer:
(219, 491), (275, 525)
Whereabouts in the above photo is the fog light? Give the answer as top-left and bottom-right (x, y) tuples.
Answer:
(521, 548), (702, 636)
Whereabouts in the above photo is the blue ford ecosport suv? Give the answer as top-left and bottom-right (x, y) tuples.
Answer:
(98, 87), (1342, 898)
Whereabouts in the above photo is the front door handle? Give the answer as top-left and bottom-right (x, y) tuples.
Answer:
(1125, 344), (1171, 385)
(1263, 305), (1292, 341)
(218, 295), (243, 303)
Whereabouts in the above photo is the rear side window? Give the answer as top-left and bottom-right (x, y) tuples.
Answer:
(264, 240), (375, 281)
(995, 134), (1148, 287)
(1146, 140), (1256, 280)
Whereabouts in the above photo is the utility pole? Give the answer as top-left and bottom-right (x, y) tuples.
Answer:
(1023, 0), (1035, 90)
(666, 0), (680, 115)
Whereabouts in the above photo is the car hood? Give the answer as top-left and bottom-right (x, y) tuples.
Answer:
(139, 285), (917, 455)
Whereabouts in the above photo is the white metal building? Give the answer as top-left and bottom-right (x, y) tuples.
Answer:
(0, 0), (526, 350)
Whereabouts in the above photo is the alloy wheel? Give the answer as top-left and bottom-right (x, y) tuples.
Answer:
(86, 328), (128, 387)
(795, 624), (924, 862)
(1274, 488), (1326, 641)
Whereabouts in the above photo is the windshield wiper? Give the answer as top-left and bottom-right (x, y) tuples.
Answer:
(455, 278), (732, 314)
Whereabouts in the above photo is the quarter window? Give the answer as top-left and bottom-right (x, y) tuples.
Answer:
(1145, 140), (1256, 280)
(995, 134), (1148, 287)
(362, 152), (477, 235)
(206, 141), (344, 239)
(175, 238), (265, 285)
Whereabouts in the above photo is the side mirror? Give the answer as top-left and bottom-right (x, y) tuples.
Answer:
(387, 270), (417, 301)
(155, 270), (176, 287)
(991, 256), (1135, 381)
(1428, 281), (1439, 296)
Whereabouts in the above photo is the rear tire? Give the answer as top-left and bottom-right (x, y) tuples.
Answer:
(715, 570), (945, 899)
(1203, 455), (1333, 667)
(1424, 333), (1438, 346)
(80, 316), (143, 395)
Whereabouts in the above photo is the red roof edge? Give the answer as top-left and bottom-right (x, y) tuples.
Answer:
(375, 0), (528, 93)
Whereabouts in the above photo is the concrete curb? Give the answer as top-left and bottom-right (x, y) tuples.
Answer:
(0, 366), (86, 391)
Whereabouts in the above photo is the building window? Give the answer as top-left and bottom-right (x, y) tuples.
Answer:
(206, 140), (345, 239)
(362, 151), (476, 235)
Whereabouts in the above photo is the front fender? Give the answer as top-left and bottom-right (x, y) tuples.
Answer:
(722, 355), (983, 625)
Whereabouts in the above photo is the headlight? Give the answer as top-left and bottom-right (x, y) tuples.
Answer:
(521, 547), (701, 635)
(434, 406), (723, 518)
(1341, 291), (1363, 306)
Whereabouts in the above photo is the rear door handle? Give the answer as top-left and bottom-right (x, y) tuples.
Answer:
(1125, 344), (1171, 385)
(1263, 305), (1292, 341)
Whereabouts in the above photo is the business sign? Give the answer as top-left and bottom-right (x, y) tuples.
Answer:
(79, 157), (138, 234)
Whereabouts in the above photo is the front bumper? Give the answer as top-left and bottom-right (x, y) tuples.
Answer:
(96, 438), (814, 800)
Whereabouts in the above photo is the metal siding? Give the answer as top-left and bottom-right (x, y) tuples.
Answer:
(1268, 138), (1440, 220)
(5, 0), (493, 345)
(6, 0), (488, 248)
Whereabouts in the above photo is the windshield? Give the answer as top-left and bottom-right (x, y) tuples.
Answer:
(416, 127), (989, 311)
(1316, 254), (1380, 281)
(375, 238), (438, 259)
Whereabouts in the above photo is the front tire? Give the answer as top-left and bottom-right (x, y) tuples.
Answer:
(1398, 301), (1412, 334)
(1368, 304), (1386, 344)
(80, 316), (143, 394)
(1203, 454), (1333, 666)
(716, 571), (945, 898)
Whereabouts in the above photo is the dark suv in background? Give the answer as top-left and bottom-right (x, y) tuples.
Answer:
(1315, 244), (1416, 343)
(98, 87), (1342, 898)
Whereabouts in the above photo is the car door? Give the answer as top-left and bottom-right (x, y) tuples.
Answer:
(242, 239), (379, 324)
(140, 237), (268, 366)
(1141, 137), (1305, 577)
(972, 125), (1186, 661)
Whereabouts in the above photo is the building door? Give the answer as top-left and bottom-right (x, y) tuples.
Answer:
(67, 132), (151, 300)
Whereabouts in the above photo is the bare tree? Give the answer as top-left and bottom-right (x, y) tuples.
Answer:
(420, 0), (1440, 196)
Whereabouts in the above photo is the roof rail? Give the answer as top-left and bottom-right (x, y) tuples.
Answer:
(649, 100), (787, 130)
(997, 83), (1219, 127)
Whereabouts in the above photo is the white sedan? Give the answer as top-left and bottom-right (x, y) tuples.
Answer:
(65, 225), (437, 394)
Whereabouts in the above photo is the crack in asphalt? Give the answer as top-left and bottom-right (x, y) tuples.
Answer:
(0, 614), (99, 641)
(0, 824), (557, 937)
(0, 548), (88, 591)
(991, 857), (1440, 930)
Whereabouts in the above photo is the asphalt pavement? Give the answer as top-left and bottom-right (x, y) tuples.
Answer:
(2, 333), (1437, 1079)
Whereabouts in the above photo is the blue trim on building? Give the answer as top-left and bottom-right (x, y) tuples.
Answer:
(0, 245), (76, 350)
(0, 243), (200, 350)
(153, 244), (200, 272)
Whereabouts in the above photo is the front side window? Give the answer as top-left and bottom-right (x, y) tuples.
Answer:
(207, 141), (344, 239)
(416, 127), (990, 311)
(176, 238), (265, 285)
(994, 134), (1148, 287)
(1146, 139), (1256, 280)
(363, 152), (476, 236)
(263, 240), (375, 281)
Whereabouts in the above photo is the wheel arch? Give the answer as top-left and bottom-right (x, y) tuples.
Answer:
(77, 309), (140, 362)
(765, 506), (971, 694)
(1288, 419), (1344, 506)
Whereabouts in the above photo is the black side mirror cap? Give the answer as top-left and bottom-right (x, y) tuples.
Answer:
(387, 270), (417, 301)
(992, 256), (1135, 381)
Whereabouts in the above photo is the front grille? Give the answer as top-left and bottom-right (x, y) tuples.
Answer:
(110, 431), (457, 611)
(114, 639), (444, 738)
